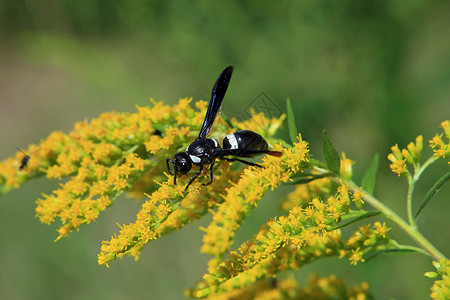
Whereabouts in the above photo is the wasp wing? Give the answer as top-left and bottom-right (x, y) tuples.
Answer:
(198, 66), (234, 138)
(221, 148), (282, 158)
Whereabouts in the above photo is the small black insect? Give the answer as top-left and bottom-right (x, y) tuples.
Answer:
(166, 66), (282, 193)
(15, 147), (31, 171)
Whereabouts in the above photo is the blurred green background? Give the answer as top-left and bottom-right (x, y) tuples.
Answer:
(1, 1), (449, 299)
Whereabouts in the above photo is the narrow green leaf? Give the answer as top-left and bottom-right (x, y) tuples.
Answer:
(286, 98), (298, 145)
(362, 153), (379, 194)
(288, 173), (331, 185)
(332, 211), (381, 230)
(322, 130), (341, 174)
(365, 248), (424, 262)
(415, 172), (450, 220)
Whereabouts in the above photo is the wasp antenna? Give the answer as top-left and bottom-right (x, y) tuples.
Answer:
(15, 146), (28, 155)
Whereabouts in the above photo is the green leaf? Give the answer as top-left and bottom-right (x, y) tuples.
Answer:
(288, 173), (331, 185)
(362, 153), (379, 194)
(365, 248), (425, 262)
(286, 98), (298, 145)
(415, 172), (450, 221)
(332, 211), (381, 230)
(322, 130), (340, 174)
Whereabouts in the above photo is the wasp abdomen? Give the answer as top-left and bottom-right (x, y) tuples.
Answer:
(222, 130), (268, 152)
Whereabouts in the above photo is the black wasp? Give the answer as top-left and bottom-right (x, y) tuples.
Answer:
(166, 66), (282, 193)
(15, 147), (31, 171)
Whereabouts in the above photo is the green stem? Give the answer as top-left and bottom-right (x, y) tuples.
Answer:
(408, 157), (438, 227)
(406, 173), (415, 227)
(313, 166), (446, 261)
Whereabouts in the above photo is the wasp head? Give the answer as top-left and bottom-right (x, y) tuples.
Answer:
(166, 152), (192, 184)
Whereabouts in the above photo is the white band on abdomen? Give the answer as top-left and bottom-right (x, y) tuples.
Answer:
(226, 134), (238, 149)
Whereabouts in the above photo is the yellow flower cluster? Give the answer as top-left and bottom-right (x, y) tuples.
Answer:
(191, 185), (391, 297)
(194, 274), (371, 300)
(201, 135), (309, 258)
(340, 222), (391, 265)
(388, 121), (450, 177)
(233, 111), (285, 138)
(429, 259), (450, 300)
(1, 98), (235, 239)
(430, 120), (450, 160)
(388, 135), (423, 177)
(281, 152), (358, 212)
(98, 167), (242, 266)
(95, 106), (286, 264)
(280, 177), (333, 211)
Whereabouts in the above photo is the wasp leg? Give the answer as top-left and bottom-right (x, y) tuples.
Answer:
(222, 157), (263, 168)
(203, 160), (215, 186)
(166, 158), (174, 175)
(183, 164), (203, 193)
(166, 158), (179, 184)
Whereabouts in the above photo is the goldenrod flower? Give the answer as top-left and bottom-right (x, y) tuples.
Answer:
(352, 187), (365, 209)
(280, 177), (334, 211)
(187, 274), (371, 300)
(95, 102), (286, 264)
(200, 136), (308, 258)
(349, 248), (365, 265)
(386, 122), (450, 179)
(191, 183), (393, 297)
(2, 97), (444, 299)
(233, 111), (285, 138)
(374, 221), (391, 238)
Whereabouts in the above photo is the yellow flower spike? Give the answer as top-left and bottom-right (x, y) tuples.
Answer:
(197, 222), (376, 297)
(99, 171), (234, 264)
(200, 145), (300, 257)
(7, 95), (434, 299)
(8, 98), (207, 239)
